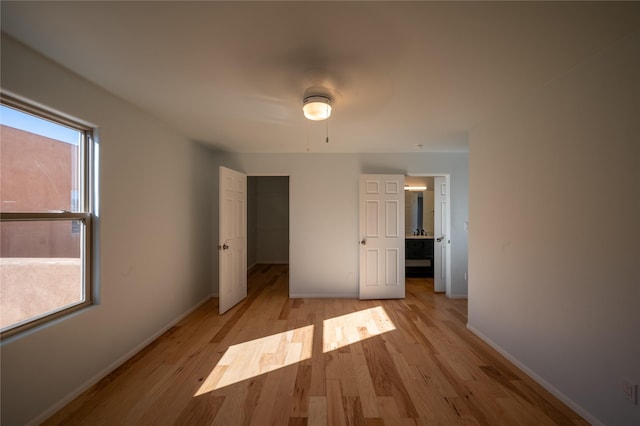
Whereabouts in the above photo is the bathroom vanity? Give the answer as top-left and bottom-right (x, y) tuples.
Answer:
(405, 235), (434, 277)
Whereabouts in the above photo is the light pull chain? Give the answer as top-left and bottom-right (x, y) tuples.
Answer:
(325, 103), (330, 143)
(306, 117), (310, 152)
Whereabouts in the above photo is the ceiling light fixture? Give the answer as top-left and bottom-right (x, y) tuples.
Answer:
(404, 185), (427, 191)
(303, 95), (332, 121)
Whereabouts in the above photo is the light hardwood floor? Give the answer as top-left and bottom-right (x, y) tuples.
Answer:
(45, 264), (587, 425)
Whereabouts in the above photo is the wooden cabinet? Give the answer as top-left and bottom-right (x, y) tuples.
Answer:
(406, 238), (434, 277)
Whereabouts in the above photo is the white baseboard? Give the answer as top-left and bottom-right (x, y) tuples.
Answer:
(466, 324), (602, 426)
(449, 293), (468, 299)
(28, 294), (213, 426)
(289, 293), (359, 299)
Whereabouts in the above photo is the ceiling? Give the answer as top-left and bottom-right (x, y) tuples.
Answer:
(2, 1), (639, 153)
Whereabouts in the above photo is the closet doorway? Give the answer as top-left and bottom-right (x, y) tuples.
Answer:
(246, 176), (290, 281)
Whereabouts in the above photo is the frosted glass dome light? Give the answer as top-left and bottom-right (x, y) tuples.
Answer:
(302, 95), (332, 121)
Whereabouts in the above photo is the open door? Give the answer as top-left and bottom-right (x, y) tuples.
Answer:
(359, 174), (405, 299)
(218, 166), (247, 314)
(433, 176), (451, 294)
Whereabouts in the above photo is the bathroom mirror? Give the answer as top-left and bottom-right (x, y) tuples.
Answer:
(404, 177), (435, 236)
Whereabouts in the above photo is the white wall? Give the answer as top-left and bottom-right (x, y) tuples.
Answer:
(468, 32), (640, 425)
(1, 36), (215, 425)
(211, 153), (469, 298)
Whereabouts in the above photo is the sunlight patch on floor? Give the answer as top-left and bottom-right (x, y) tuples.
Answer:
(195, 324), (314, 395)
(195, 306), (397, 396)
(322, 306), (396, 353)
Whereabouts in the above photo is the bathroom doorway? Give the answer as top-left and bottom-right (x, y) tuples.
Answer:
(405, 174), (451, 295)
(405, 176), (435, 278)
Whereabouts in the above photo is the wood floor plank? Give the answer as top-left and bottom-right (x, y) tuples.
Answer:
(270, 364), (300, 425)
(44, 266), (587, 425)
(360, 333), (418, 418)
(349, 342), (381, 418)
(210, 380), (252, 426)
(375, 396), (405, 425)
(247, 363), (285, 425)
(308, 396), (328, 426)
(403, 365), (461, 425)
(173, 393), (225, 426)
(343, 396), (366, 426)
(339, 352), (360, 397)
(292, 364), (312, 417)
(327, 379), (347, 426)
(309, 317), (327, 397)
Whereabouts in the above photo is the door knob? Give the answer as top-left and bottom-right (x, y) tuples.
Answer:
(360, 239), (366, 245)
(436, 236), (444, 242)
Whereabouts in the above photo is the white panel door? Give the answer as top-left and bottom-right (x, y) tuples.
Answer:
(359, 174), (405, 299)
(219, 166), (247, 314)
(433, 176), (451, 294)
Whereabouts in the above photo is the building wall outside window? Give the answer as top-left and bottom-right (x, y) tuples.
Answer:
(0, 124), (81, 329)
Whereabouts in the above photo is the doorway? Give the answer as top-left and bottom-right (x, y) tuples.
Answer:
(405, 176), (435, 278)
(246, 176), (290, 279)
(405, 174), (451, 296)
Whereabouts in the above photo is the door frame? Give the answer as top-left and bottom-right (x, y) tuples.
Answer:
(406, 173), (452, 297)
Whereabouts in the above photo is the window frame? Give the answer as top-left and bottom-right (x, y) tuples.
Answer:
(0, 94), (95, 339)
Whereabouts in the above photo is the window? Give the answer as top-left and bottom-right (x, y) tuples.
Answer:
(0, 94), (95, 339)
